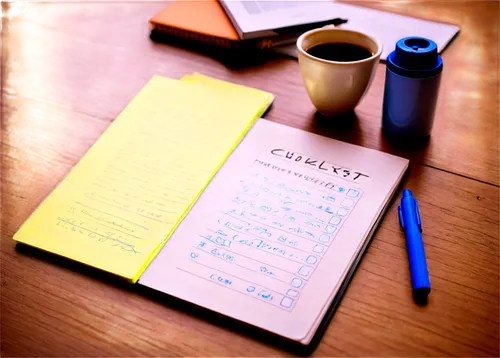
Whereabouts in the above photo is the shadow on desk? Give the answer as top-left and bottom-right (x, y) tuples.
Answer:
(14, 181), (403, 358)
(149, 29), (279, 69)
(309, 111), (432, 160)
(14, 164), (408, 356)
(14, 243), (314, 355)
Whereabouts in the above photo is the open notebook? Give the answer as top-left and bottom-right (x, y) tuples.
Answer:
(13, 73), (408, 352)
(140, 119), (409, 350)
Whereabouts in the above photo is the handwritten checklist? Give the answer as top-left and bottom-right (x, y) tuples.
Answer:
(180, 166), (362, 311)
(139, 127), (369, 309)
(140, 119), (408, 342)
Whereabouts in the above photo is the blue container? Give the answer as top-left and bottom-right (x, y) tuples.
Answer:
(382, 37), (443, 138)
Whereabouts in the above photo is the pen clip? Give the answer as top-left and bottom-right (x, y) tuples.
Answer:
(398, 206), (404, 229)
(414, 199), (422, 232)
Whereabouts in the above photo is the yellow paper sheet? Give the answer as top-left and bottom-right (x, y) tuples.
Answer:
(13, 74), (274, 282)
(182, 73), (272, 103)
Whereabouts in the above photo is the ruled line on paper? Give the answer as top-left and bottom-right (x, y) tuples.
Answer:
(176, 165), (362, 311)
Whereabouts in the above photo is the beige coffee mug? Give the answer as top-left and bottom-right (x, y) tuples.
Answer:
(297, 28), (382, 117)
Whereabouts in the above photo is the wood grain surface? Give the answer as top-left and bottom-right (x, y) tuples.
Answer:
(1, 1), (499, 356)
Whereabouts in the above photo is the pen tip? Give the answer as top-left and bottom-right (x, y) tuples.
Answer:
(413, 287), (430, 305)
(403, 189), (413, 197)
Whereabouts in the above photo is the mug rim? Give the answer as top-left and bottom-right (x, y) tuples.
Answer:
(296, 28), (383, 65)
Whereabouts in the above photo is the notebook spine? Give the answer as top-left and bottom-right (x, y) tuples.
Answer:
(151, 23), (273, 50)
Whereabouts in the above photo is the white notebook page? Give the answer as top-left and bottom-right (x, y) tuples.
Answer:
(139, 119), (408, 343)
(221, 1), (459, 60)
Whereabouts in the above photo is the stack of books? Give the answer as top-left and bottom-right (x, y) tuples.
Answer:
(149, 0), (336, 52)
(149, 0), (460, 61)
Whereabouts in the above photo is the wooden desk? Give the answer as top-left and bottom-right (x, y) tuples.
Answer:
(2, 1), (498, 356)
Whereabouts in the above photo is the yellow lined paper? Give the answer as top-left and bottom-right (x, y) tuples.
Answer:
(13, 74), (274, 282)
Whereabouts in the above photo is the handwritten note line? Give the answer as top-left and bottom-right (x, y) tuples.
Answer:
(85, 192), (167, 217)
(207, 225), (314, 257)
(269, 156), (360, 184)
(230, 199), (326, 228)
(199, 232), (314, 274)
(206, 228), (319, 281)
(72, 213), (144, 240)
(198, 234), (309, 268)
(74, 209), (136, 233)
(237, 188), (341, 217)
(176, 266), (291, 312)
(71, 213), (146, 240)
(91, 176), (157, 200)
(112, 156), (172, 175)
(193, 241), (298, 276)
(117, 137), (223, 152)
(97, 174), (197, 198)
(250, 163), (355, 196)
(104, 164), (198, 184)
(74, 201), (150, 230)
(82, 195), (167, 223)
(56, 218), (139, 253)
(225, 213), (328, 246)
(112, 154), (213, 177)
(103, 166), (192, 184)
(88, 187), (180, 214)
(207, 226), (312, 255)
(239, 177), (347, 208)
(92, 179), (192, 204)
(182, 259), (292, 303)
(106, 159), (177, 177)
(192, 245), (290, 284)
(235, 190), (335, 225)
(101, 170), (197, 193)
(225, 210), (323, 246)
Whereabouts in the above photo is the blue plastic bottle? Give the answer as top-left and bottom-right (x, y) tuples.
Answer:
(382, 37), (443, 138)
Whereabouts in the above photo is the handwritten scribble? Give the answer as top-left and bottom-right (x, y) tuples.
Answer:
(269, 149), (369, 181)
(180, 167), (362, 311)
(56, 217), (139, 253)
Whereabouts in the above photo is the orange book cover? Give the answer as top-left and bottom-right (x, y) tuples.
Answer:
(149, 0), (272, 49)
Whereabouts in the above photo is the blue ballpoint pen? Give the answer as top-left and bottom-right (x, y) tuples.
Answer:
(398, 189), (430, 304)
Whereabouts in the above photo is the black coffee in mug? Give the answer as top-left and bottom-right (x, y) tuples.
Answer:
(306, 43), (373, 62)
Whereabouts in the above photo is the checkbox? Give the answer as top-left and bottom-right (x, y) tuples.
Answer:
(306, 255), (318, 265)
(319, 234), (330, 243)
(298, 266), (312, 277)
(313, 244), (325, 253)
(325, 225), (337, 234)
(337, 208), (349, 216)
(291, 277), (303, 288)
(329, 216), (341, 225)
(341, 199), (354, 208)
(280, 296), (294, 308)
(347, 189), (360, 198)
